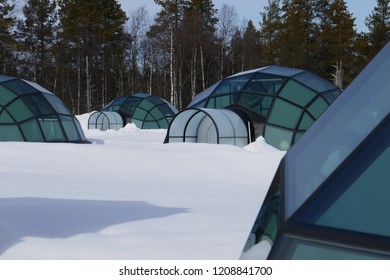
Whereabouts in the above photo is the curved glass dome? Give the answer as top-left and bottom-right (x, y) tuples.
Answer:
(102, 93), (178, 129)
(165, 108), (249, 147)
(0, 75), (87, 143)
(188, 66), (341, 150)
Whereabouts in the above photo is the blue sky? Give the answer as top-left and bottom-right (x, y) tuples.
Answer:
(120, 0), (377, 32)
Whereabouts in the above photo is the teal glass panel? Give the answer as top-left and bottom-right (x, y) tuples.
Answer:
(132, 108), (147, 120)
(273, 236), (386, 260)
(213, 74), (252, 95)
(150, 107), (164, 120)
(268, 98), (302, 129)
(39, 116), (66, 141)
(20, 119), (44, 142)
(260, 65), (305, 77)
(132, 119), (143, 128)
(7, 99), (34, 122)
(0, 85), (18, 105)
(0, 109), (14, 123)
(237, 93), (273, 116)
(294, 71), (337, 92)
(214, 95), (232, 108)
(278, 80), (316, 107)
(2, 79), (37, 95)
(45, 94), (70, 114)
(145, 113), (156, 121)
(143, 121), (159, 129)
(308, 96), (329, 119)
(0, 125), (24, 141)
(264, 125), (293, 150)
(74, 118), (87, 141)
(158, 119), (169, 128)
(298, 112), (315, 130)
(294, 132), (304, 143)
(314, 145), (390, 237)
(243, 73), (286, 94)
(21, 94), (55, 116)
(138, 99), (155, 111)
(61, 116), (81, 141)
(322, 89), (341, 103)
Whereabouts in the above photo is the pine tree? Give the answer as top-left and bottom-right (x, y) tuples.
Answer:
(366, 0), (390, 57)
(57, 0), (127, 113)
(315, 0), (356, 86)
(259, 0), (282, 65)
(278, 0), (317, 70)
(0, 0), (16, 74)
(17, 0), (57, 87)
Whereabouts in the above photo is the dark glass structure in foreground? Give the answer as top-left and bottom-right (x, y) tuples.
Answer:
(101, 93), (178, 129)
(188, 66), (341, 150)
(241, 43), (390, 259)
(0, 75), (87, 143)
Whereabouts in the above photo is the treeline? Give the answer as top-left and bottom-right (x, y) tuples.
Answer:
(0, 0), (389, 113)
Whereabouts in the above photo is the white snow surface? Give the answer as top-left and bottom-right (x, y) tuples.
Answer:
(0, 113), (285, 259)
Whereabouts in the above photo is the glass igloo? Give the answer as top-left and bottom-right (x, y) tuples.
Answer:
(242, 42), (390, 259)
(188, 66), (341, 150)
(102, 93), (178, 129)
(0, 75), (87, 143)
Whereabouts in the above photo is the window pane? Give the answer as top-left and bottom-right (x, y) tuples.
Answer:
(45, 94), (70, 115)
(132, 108), (147, 120)
(150, 107), (164, 120)
(294, 71), (338, 92)
(243, 73), (286, 94)
(268, 99), (302, 129)
(61, 116), (81, 141)
(238, 93), (273, 116)
(298, 112), (315, 130)
(308, 97), (329, 119)
(138, 99), (155, 111)
(272, 236), (387, 260)
(7, 99), (33, 122)
(278, 80), (316, 107)
(39, 116), (66, 141)
(21, 94), (55, 116)
(0, 85), (18, 105)
(2, 79), (37, 95)
(0, 109), (14, 123)
(264, 125), (293, 150)
(214, 74), (252, 95)
(20, 119), (44, 142)
(0, 125), (24, 141)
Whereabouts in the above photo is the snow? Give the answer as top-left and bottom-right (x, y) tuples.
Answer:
(0, 113), (285, 259)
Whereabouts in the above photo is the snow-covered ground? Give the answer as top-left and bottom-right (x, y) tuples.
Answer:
(0, 113), (285, 259)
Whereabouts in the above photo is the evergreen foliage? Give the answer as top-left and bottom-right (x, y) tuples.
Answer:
(1, 0), (388, 112)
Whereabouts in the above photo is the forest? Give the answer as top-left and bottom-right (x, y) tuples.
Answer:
(0, 0), (389, 113)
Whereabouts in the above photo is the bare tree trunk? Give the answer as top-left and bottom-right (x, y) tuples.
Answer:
(86, 54), (91, 112)
(77, 51), (81, 115)
(170, 25), (175, 105)
(200, 45), (205, 91)
(191, 48), (197, 99)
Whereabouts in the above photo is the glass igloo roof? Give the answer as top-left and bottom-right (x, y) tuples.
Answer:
(188, 66), (341, 150)
(102, 93), (178, 129)
(0, 75), (87, 143)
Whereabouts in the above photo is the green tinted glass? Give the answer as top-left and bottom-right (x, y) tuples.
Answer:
(2, 79), (37, 95)
(61, 116), (80, 141)
(0, 125), (24, 141)
(39, 116), (66, 141)
(298, 112), (315, 130)
(264, 125), (293, 150)
(268, 98), (302, 129)
(150, 107), (164, 120)
(20, 119), (44, 141)
(7, 99), (33, 122)
(308, 97), (329, 119)
(138, 99), (155, 111)
(214, 74), (252, 95)
(0, 109), (14, 123)
(132, 108), (147, 120)
(0, 85), (18, 105)
(279, 80), (316, 107)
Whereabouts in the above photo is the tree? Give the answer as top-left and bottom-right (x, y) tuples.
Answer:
(217, 4), (238, 78)
(17, 0), (57, 88)
(259, 0), (282, 65)
(0, 0), (16, 74)
(366, 0), (390, 57)
(57, 0), (127, 113)
(279, 0), (317, 70)
(315, 0), (356, 86)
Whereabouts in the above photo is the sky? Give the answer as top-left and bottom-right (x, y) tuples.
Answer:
(119, 0), (377, 32)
